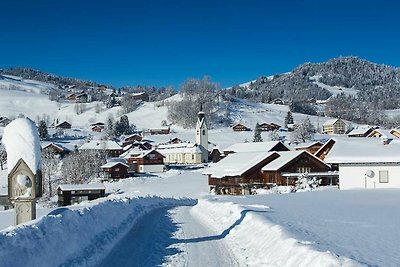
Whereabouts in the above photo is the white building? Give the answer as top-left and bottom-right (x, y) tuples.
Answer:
(157, 143), (204, 164)
(324, 138), (400, 190)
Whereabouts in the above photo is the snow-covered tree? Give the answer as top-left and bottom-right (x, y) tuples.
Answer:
(38, 120), (48, 140)
(268, 129), (280, 141)
(253, 123), (263, 142)
(121, 94), (138, 114)
(0, 143), (6, 171)
(105, 115), (114, 138)
(291, 117), (315, 144)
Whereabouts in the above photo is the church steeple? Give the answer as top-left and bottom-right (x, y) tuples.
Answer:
(195, 105), (208, 162)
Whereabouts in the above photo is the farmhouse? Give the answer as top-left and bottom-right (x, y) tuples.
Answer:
(124, 149), (165, 173)
(79, 140), (123, 157)
(41, 142), (71, 158)
(204, 151), (280, 195)
(324, 138), (400, 190)
(259, 122), (281, 132)
(122, 133), (143, 146)
(91, 125), (103, 132)
(223, 141), (290, 156)
(347, 125), (375, 137)
(57, 183), (106, 206)
(261, 151), (334, 186)
(232, 123), (250, 131)
(322, 118), (346, 134)
(55, 121), (72, 129)
(147, 127), (170, 135)
(101, 161), (129, 179)
(132, 92), (150, 102)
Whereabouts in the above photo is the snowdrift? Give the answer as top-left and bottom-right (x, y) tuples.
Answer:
(192, 199), (361, 267)
(0, 195), (196, 267)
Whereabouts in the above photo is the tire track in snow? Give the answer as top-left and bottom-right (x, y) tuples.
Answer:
(100, 206), (239, 267)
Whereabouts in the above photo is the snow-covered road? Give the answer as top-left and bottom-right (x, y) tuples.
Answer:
(100, 206), (239, 267)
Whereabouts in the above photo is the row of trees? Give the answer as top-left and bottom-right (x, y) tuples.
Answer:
(167, 76), (230, 128)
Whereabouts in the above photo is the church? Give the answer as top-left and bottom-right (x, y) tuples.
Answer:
(157, 107), (209, 164)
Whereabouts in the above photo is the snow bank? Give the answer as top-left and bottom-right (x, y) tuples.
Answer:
(2, 118), (41, 174)
(0, 195), (195, 267)
(192, 198), (360, 267)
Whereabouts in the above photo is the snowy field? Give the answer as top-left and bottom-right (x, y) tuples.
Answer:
(0, 169), (398, 266)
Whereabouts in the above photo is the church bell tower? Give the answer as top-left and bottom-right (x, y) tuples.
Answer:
(195, 105), (208, 160)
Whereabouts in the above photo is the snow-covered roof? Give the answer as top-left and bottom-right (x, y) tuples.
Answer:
(366, 128), (392, 139)
(203, 151), (277, 178)
(262, 151), (303, 171)
(347, 125), (374, 136)
(324, 138), (400, 164)
(157, 143), (202, 155)
(294, 141), (323, 150)
(2, 118), (42, 174)
(55, 121), (71, 127)
(223, 141), (288, 153)
(323, 118), (340, 126)
(262, 151), (329, 171)
(41, 142), (71, 151)
(57, 183), (106, 191)
(101, 161), (129, 168)
(79, 140), (122, 150)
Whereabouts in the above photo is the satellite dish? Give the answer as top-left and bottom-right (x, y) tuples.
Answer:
(365, 170), (375, 178)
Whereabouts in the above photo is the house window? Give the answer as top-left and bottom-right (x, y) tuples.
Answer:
(297, 167), (311, 173)
(379, 170), (389, 183)
(192, 154), (194, 160)
(115, 168), (120, 172)
(202, 130), (206, 135)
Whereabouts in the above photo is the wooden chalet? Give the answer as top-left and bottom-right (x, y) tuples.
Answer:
(347, 125), (375, 137)
(148, 127), (170, 135)
(232, 123), (250, 132)
(55, 121), (72, 129)
(126, 149), (165, 173)
(57, 183), (106, 206)
(389, 128), (400, 138)
(90, 122), (105, 128)
(132, 92), (150, 102)
(223, 141), (290, 156)
(122, 133), (143, 146)
(167, 137), (183, 144)
(259, 122), (281, 132)
(91, 125), (103, 132)
(205, 151), (280, 195)
(261, 151), (334, 186)
(42, 143), (71, 158)
(295, 141), (324, 154)
(79, 140), (123, 157)
(101, 161), (129, 179)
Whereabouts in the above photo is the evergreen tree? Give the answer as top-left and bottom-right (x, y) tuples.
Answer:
(284, 111), (294, 127)
(253, 123), (263, 142)
(38, 120), (48, 140)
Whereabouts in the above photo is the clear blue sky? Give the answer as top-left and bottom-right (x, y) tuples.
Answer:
(1, 0), (399, 89)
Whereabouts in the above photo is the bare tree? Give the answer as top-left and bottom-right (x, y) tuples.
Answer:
(41, 149), (60, 197)
(0, 144), (7, 171)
